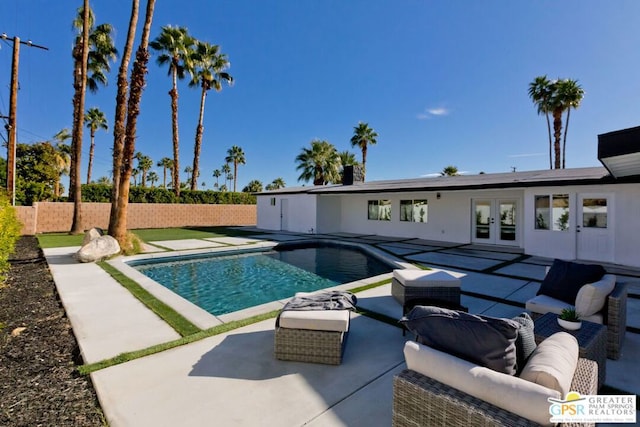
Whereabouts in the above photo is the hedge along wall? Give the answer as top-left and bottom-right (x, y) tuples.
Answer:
(14, 202), (257, 235)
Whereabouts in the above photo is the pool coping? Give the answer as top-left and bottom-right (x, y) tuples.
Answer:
(107, 238), (416, 330)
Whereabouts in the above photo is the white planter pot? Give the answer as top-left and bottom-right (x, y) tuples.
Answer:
(557, 318), (582, 330)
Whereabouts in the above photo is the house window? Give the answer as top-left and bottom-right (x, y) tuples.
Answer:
(534, 194), (569, 231)
(270, 197), (276, 206)
(400, 199), (428, 222)
(368, 200), (391, 221)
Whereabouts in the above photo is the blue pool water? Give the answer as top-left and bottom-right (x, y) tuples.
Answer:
(132, 242), (394, 315)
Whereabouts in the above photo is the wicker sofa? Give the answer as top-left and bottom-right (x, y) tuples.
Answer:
(393, 340), (598, 427)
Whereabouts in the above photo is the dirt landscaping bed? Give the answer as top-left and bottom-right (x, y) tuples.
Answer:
(0, 236), (104, 426)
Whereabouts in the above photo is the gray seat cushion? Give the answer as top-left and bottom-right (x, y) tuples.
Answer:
(400, 306), (519, 375)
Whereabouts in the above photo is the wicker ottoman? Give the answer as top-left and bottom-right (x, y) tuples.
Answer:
(274, 309), (351, 365)
(391, 269), (461, 306)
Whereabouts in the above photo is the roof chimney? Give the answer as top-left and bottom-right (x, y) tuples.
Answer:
(343, 165), (364, 185)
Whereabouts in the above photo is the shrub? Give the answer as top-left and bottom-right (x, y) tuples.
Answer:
(80, 184), (256, 205)
(0, 192), (21, 283)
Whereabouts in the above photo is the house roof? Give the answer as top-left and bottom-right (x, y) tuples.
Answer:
(257, 166), (640, 196)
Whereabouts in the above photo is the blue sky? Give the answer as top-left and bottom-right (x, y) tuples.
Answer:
(2, 1), (640, 191)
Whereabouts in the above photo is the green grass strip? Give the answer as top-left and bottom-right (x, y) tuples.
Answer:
(98, 262), (201, 337)
(37, 233), (85, 248)
(347, 277), (391, 294)
(78, 310), (280, 375)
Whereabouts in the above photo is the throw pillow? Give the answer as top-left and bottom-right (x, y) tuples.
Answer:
(512, 312), (536, 374)
(399, 306), (519, 375)
(537, 259), (606, 305)
(575, 274), (616, 317)
(520, 332), (579, 396)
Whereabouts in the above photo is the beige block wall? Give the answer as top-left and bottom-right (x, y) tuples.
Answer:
(14, 202), (256, 235)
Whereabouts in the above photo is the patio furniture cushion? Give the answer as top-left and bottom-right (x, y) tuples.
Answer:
(393, 269), (460, 287)
(400, 306), (519, 375)
(403, 341), (560, 426)
(278, 309), (350, 332)
(575, 274), (616, 317)
(520, 332), (579, 396)
(512, 312), (536, 373)
(526, 294), (604, 324)
(536, 259), (606, 305)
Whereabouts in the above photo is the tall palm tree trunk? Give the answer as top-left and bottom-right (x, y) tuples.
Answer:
(191, 86), (207, 191)
(562, 108), (572, 169)
(361, 146), (368, 180)
(170, 79), (181, 197)
(87, 129), (95, 184)
(545, 112), (552, 169)
(552, 108), (563, 169)
(109, 0), (139, 236)
(233, 161), (238, 192)
(162, 166), (167, 188)
(112, 0), (155, 246)
(70, 0), (90, 234)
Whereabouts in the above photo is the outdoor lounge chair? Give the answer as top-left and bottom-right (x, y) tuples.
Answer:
(393, 339), (598, 427)
(525, 261), (628, 359)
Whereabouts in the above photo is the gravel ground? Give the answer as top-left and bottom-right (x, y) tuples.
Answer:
(0, 236), (104, 426)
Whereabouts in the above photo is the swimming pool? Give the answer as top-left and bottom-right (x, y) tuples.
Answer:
(131, 241), (395, 316)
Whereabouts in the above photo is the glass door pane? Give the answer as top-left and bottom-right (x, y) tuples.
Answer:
(475, 201), (491, 239)
(582, 198), (607, 228)
(499, 201), (516, 241)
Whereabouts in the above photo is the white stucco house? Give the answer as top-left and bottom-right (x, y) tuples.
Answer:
(256, 126), (640, 268)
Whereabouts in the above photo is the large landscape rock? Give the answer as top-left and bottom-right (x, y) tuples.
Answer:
(82, 227), (104, 246)
(76, 235), (121, 263)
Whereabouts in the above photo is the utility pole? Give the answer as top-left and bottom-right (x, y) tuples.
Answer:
(1, 33), (48, 206)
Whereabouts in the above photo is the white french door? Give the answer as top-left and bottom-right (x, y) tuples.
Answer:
(577, 194), (614, 262)
(472, 199), (519, 246)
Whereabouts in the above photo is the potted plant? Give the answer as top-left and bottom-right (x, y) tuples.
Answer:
(557, 307), (582, 330)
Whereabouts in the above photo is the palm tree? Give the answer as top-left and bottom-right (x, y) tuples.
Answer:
(84, 107), (108, 184)
(70, 4), (117, 233)
(225, 146), (246, 192)
(350, 122), (378, 181)
(135, 152), (153, 187)
(131, 167), (139, 186)
(295, 139), (340, 185)
(189, 41), (233, 190)
(52, 129), (72, 198)
(110, 0), (157, 247)
(226, 173), (234, 191)
(557, 79), (585, 169)
(441, 165), (459, 176)
(265, 177), (285, 190)
(96, 176), (111, 185)
(109, 0), (140, 236)
(147, 171), (159, 187)
(184, 165), (193, 186)
(221, 163), (231, 189)
(157, 157), (173, 188)
(69, 1), (91, 233)
(528, 76), (554, 169)
(212, 169), (221, 189)
(219, 184), (228, 192)
(242, 180), (263, 193)
(150, 25), (195, 197)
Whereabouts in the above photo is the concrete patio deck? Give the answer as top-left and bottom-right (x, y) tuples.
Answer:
(44, 230), (640, 426)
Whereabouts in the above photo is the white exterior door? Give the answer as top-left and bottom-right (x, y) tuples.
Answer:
(577, 194), (614, 262)
(280, 198), (289, 231)
(472, 199), (519, 246)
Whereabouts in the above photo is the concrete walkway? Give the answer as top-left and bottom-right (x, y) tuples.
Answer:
(44, 231), (640, 426)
